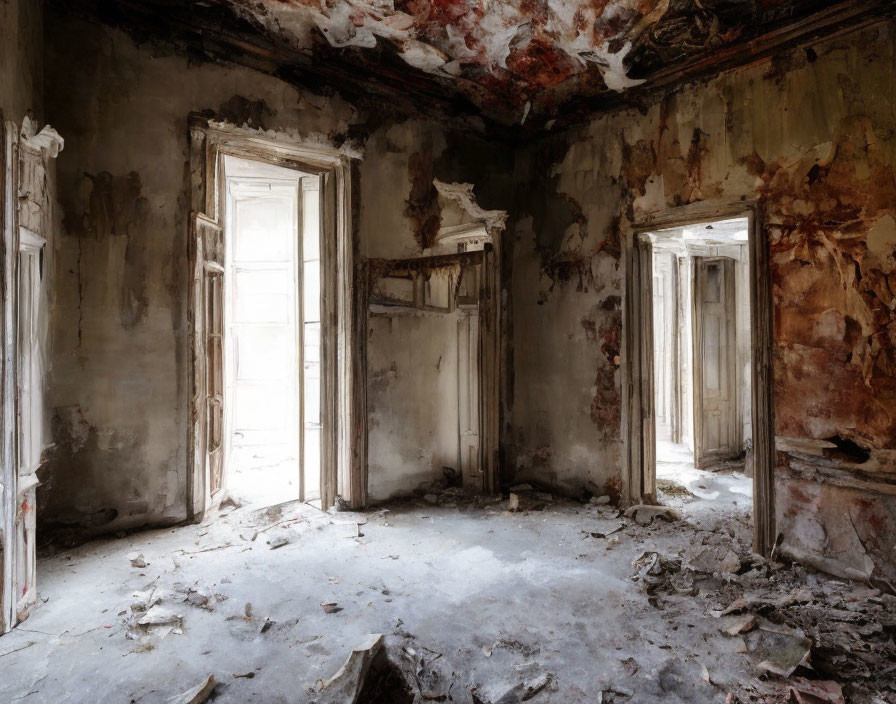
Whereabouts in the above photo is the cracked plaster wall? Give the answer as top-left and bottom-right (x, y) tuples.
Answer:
(363, 121), (513, 501)
(508, 20), (896, 584)
(39, 10), (509, 534)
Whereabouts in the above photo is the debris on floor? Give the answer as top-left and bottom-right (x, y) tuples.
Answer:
(623, 504), (679, 525)
(4, 495), (895, 703)
(631, 509), (896, 702)
(317, 633), (385, 703)
(166, 674), (216, 704)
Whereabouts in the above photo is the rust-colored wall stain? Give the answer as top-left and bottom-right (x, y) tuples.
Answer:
(590, 317), (621, 439)
(757, 117), (896, 450)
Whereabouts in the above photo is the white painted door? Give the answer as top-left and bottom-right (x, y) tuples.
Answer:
(458, 308), (481, 491)
(693, 257), (738, 467)
(227, 181), (300, 488)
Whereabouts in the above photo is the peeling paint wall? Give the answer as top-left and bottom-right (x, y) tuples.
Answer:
(367, 312), (460, 501)
(361, 121), (512, 501)
(510, 21), (896, 581)
(40, 10), (510, 534)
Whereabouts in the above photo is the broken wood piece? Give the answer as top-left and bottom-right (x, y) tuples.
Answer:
(320, 602), (343, 614)
(166, 674), (215, 704)
(318, 633), (384, 704)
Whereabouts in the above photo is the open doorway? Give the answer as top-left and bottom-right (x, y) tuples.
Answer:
(647, 217), (753, 519)
(221, 156), (321, 509)
(626, 203), (775, 554)
(188, 117), (364, 522)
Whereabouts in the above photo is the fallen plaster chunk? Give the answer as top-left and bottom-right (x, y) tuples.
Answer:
(746, 621), (812, 677)
(789, 678), (845, 704)
(138, 606), (183, 628)
(590, 495), (611, 505)
(166, 674), (215, 704)
(477, 672), (553, 703)
(318, 633), (384, 704)
(266, 529), (297, 549)
(130, 588), (160, 612)
(623, 504), (679, 525)
(685, 546), (742, 575)
(128, 552), (148, 568)
(722, 613), (757, 636)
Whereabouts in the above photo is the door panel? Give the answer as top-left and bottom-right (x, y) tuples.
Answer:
(458, 309), (482, 491)
(693, 257), (739, 467)
(652, 252), (676, 442)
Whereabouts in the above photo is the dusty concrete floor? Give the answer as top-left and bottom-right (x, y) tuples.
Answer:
(656, 439), (753, 524)
(2, 489), (893, 703)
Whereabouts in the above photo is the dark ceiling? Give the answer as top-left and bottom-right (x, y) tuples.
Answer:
(59, 0), (894, 135)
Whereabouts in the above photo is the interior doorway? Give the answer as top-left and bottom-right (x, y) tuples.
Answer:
(625, 203), (775, 554)
(188, 117), (364, 521)
(647, 218), (753, 519)
(221, 156), (321, 509)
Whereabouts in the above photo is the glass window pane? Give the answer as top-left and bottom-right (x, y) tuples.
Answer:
(233, 268), (291, 324)
(304, 426), (321, 499)
(304, 323), (320, 364)
(302, 186), (320, 262)
(303, 262), (320, 323)
(234, 197), (293, 262)
(304, 365), (320, 425)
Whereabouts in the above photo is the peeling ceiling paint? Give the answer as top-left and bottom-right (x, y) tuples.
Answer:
(223, 0), (833, 115)
(59, 0), (891, 128)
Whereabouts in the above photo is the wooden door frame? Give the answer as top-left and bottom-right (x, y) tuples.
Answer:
(366, 241), (501, 495)
(1, 117), (19, 634)
(623, 200), (776, 556)
(187, 115), (366, 518)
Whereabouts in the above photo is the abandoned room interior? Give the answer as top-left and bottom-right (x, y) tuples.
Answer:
(1, 0), (895, 701)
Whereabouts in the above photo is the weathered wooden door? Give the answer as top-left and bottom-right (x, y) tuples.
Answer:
(1, 117), (61, 632)
(458, 308), (481, 491)
(692, 256), (738, 467)
(191, 214), (226, 517)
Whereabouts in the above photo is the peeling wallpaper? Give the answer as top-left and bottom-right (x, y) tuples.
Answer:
(509, 20), (896, 581)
